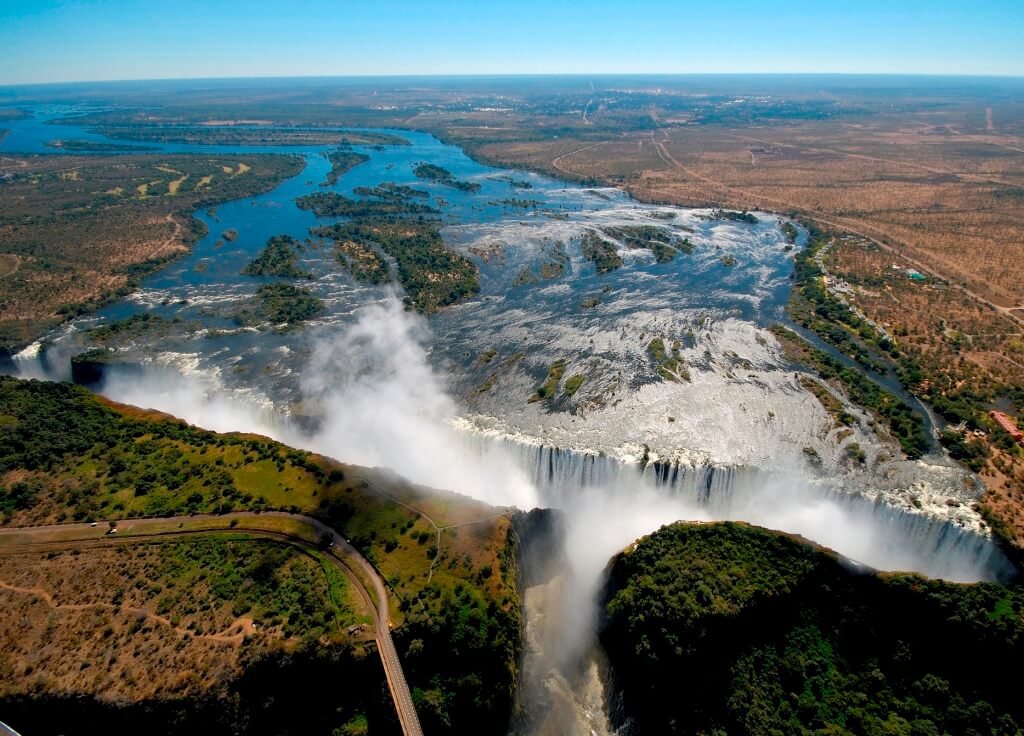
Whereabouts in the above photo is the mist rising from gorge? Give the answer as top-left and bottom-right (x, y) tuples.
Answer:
(93, 296), (1005, 580)
(82, 296), (1009, 732)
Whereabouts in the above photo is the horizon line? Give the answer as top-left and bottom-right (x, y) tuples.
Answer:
(3, 70), (1024, 90)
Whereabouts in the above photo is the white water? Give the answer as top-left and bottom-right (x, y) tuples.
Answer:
(17, 297), (1013, 736)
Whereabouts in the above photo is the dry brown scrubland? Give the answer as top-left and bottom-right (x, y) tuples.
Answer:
(0, 153), (302, 352)
(458, 109), (1024, 547)
(470, 114), (1024, 307)
(0, 539), (366, 702)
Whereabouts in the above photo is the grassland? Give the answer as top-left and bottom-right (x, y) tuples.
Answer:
(0, 375), (520, 734)
(0, 153), (302, 353)
(602, 521), (1024, 736)
(0, 536), (363, 690)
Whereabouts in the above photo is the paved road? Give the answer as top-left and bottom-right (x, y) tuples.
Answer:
(0, 512), (424, 736)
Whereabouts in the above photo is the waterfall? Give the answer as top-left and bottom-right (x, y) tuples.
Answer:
(461, 426), (1015, 583)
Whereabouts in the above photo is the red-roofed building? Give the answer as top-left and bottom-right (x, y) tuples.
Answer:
(990, 411), (1024, 444)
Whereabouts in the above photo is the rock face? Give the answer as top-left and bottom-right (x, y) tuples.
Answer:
(512, 507), (566, 589)
(599, 521), (1024, 736)
(69, 349), (144, 386)
(459, 424), (1011, 582)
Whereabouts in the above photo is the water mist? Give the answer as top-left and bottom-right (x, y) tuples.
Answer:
(55, 297), (1011, 735)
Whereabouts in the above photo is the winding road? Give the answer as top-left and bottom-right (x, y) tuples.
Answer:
(0, 511), (424, 736)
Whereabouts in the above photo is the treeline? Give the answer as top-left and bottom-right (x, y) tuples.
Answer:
(295, 191), (437, 217)
(772, 326), (930, 458)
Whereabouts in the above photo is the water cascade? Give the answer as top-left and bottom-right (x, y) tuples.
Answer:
(461, 427), (1014, 583)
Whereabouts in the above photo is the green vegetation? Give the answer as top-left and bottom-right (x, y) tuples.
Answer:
(783, 225), (937, 457)
(352, 182), (430, 200)
(328, 233), (392, 285)
(0, 153), (302, 353)
(580, 230), (623, 274)
(798, 375), (855, 428)
(709, 209), (759, 224)
(90, 126), (408, 147)
(512, 243), (569, 287)
(600, 225), (688, 263)
(720, 253), (738, 267)
(772, 326), (929, 458)
(45, 139), (159, 152)
(529, 359), (567, 403)
(493, 175), (533, 189)
(474, 374), (497, 395)
(477, 349), (497, 365)
(0, 536), (385, 736)
(236, 283), (324, 328)
(563, 374), (585, 396)
(241, 235), (312, 279)
(790, 233), (892, 374)
(492, 197), (543, 209)
(138, 537), (353, 638)
(412, 162), (481, 192)
(312, 220), (478, 313)
(939, 429), (990, 472)
(0, 375), (520, 734)
(295, 191), (437, 217)
(602, 521), (1024, 736)
(648, 337), (690, 382)
(322, 147), (370, 187)
(781, 220), (799, 243)
(514, 261), (565, 286)
(86, 313), (180, 345)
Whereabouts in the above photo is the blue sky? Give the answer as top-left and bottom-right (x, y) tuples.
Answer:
(0, 0), (1021, 85)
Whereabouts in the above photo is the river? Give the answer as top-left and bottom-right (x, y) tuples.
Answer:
(3, 105), (1014, 735)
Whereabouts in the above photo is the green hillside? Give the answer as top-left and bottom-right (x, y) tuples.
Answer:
(601, 522), (1024, 736)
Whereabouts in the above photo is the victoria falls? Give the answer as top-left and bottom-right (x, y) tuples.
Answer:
(3, 103), (1016, 734)
(3, 70), (1024, 736)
